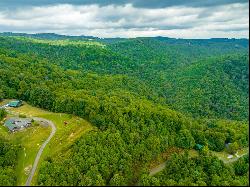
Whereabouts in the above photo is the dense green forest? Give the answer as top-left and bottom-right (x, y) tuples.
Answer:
(0, 109), (6, 121)
(0, 138), (19, 186)
(0, 34), (249, 186)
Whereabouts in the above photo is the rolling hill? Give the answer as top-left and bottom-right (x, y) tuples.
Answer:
(0, 34), (249, 186)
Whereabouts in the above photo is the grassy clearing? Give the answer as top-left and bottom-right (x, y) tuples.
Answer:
(211, 147), (249, 162)
(10, 103), (94, 154)
(237, 147), (249, 155)
(211, 151), (229, 160)
(1, 100), (94, 185)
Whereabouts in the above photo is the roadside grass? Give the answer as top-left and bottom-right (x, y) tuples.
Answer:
(1, 100), (94, 185)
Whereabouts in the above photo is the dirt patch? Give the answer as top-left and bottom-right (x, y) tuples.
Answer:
(38, 120), (49, 127)
(24, 165), (32, 175)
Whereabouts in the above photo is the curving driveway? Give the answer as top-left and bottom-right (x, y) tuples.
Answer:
(25, 117), (56, 186)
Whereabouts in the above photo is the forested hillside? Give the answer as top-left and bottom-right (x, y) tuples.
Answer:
(0, 35), (249, 186)
(107, 37), (249, 120)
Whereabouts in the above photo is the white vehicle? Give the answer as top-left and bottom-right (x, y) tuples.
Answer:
(0, 104), (9, 109)
(227, 155), (233, 159)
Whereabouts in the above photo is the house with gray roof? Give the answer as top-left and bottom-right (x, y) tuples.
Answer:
(4, 117), (32, 132)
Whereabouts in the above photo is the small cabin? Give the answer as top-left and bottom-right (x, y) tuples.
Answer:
(195, 144), (204, 150)
(8, 100), (22, 107)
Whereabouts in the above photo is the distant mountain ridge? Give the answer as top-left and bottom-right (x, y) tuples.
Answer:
(0, 32), (249, 43)
(0, 32), (99, 40)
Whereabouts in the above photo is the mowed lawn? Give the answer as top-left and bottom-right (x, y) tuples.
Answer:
(10, 102), (94, 154)
(0, 100), (94, 185)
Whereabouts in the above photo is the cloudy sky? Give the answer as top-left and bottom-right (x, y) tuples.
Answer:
(0, 0), (249, 38)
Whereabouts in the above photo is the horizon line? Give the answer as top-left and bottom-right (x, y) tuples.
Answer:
(0, 31), (249, 40)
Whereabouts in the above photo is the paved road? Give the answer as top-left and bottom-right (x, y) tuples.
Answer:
(25, 117), (56, 186)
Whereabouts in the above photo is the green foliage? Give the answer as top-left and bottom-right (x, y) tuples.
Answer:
(200, 145), (210, 156)
(109, 174), (127, 186)
(139, 152), (249, 186)
(0, 90), (3, 99)
(176, 129), (195, 149)
(0, 109), (7, 121)
(0, 36), (248, 122)
(108, 38), (249, 121)
(29, 87), (55, 110)
(0, 36), (248, 186)
(0, 138), (20, 186)
(18, 114), (26, 118)
(228, 142), (240, 154)
(206, 131), (226, 152)
(233, 155), (249, 176)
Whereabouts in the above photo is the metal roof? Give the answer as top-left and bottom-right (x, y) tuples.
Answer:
(4, 120), (16, 131)
(8, 100), (22, 107)
(4, 118), (32, 131)
(195, 144), (204, 150)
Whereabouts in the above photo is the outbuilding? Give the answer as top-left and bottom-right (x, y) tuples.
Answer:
(8, 100), (22, 107)
(195, 144), (204, 150)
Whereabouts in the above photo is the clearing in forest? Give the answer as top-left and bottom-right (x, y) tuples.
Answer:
(0, 100), (94, 185)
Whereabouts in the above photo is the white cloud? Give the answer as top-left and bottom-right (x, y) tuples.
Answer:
(0, 3), (248, 38)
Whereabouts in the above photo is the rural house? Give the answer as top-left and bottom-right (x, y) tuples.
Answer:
(4, 118), (32, 132)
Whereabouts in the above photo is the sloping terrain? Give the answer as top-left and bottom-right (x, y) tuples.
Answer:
(0, 35), (248, 186)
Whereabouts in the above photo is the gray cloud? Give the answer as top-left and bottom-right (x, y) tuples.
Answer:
(0, 0), (248, 9)
(0, 1), (248, 38)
